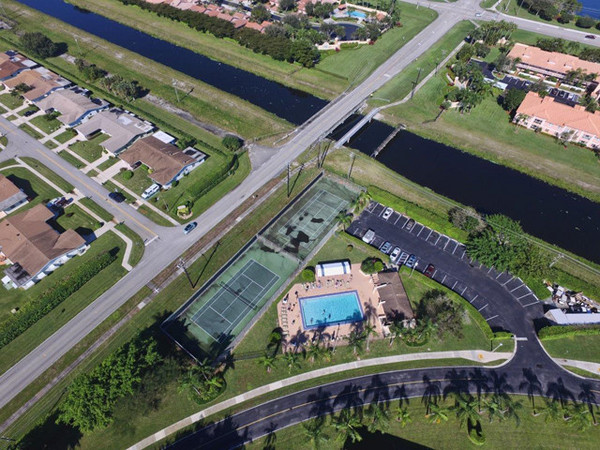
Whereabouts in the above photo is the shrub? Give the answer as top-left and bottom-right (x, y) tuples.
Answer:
(538, 325), (600, 340)
(122, 170), (133, 180)
(346, 244), (354, 252)
(222, 134), (243, 151)
(361, 257), (383, 274)
(301, 267), (316, 282)
(20, 32), (62, 58)
(576, 16), (596, 29)
(0, 251), (117, 349)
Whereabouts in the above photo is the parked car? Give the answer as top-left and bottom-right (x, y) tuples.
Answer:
(390, 246), (401, 263)
(405, 254), (417, 269)
(397, 251), (410, 265)
(142, 183), (160, 200)
(424, 264), (435, 278)
(382, 207), (394, 220)
(380, 241), (393, 254)
(362, 229), (376, 244)
(183, 221), (198, 235)
(24, 110), (35, 117)
(585, 34), (596, 39)
(109, 192), (125, 203)
(405, 219), (415, 231)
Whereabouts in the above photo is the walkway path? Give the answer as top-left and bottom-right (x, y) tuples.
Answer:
(128, 348), (513, 450)
(555, 358), (600, 376)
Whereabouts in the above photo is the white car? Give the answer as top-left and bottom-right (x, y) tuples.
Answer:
(362, 229), (376, 244)
(382, 207), (394, 220)
(390, 246), (401, 263)
(142, 183), (160, 199)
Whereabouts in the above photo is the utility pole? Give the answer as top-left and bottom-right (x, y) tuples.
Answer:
(74, 36), (82, 56)
(177, 258), (194, 288)
(411, 67), (422, 99)
(172, 80), (180, 103)
(347, 152), (356, 179)
(287, 162), (290, 197)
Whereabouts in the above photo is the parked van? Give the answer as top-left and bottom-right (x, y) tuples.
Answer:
(362, 229), (375, 244)
(142, 183), (160, 199)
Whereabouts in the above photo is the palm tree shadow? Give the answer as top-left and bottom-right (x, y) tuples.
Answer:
(443, 368), (469, 399)
(546, 377), (575, 408)
(421, 375), (441, 414)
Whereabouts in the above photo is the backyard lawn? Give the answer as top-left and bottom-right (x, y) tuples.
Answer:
(30, 114), (63, 135)
(54, 204), (101, 236)
(0, 166), (60, 212)
(542, 334), (600, 364)
(69, 133), (109, 162)
(114, 164), (154, 195)
(0, 92), (23, 110)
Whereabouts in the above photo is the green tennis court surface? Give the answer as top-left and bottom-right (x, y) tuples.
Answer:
(165, 177), (356, 358)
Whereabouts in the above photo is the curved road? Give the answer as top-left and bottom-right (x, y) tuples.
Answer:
(2, 0), (600, 418)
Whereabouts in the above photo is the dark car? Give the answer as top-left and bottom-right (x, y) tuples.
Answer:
(405, 254), (417, 269)
(109, 192), (126, 203)
(183, 221), (198, 235)
(585, 34), (596, 39)
(424, 264), (435, 278)
(24, 110), (36, 117)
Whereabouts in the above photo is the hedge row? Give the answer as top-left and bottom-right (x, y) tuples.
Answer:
(538, 324), (600, 341)
(187, 153), (239, 199)
(0, 251), (117, 349)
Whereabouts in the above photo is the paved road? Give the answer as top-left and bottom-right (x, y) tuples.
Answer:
(168, 204), (600, 448)
(2, 0), (599, 414)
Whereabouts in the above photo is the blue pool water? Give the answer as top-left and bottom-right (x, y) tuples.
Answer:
(348, 10), (367, 19)
(299, 291), (364, 329)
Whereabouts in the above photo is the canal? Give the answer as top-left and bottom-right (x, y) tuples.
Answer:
(16, 0), (327, 125)
(332, 117), (600, 264)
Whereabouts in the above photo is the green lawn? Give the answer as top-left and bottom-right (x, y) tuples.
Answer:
(20, 157), (74, 192)
(54, 204), (101, 236)
(0, 92), (23, 109)
(17, 105), (38, 117)
(54, 128), (77, 144)
(58, 150), (86, 169)
(0, 232), (128, 374)
(79, 197), (114, 222)
(68, 133), (109, 162)
(18, 123), (43, 140)
(371, 21), (476, 105)
(115, 223), (145, 266)
(542, 334), (600, 364)
(96, 156), (119, 172)
(0, 166), (60, 214)
(317, 5), (438, 84)
(137, 204), (173, 227)
(246, 395), (600, 449)
(382, 74), (600, 202)
(114, 164), (154, 195)
(44, 141), (58, 150)
(30, 115), (63, 135)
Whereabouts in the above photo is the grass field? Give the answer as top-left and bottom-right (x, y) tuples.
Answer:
(0, 231), (128, 374)
(115, 223), (145, 266)
(79, 197), (114, 222)
(114, 165), (153, 195)
(20, 157), (74, 192)
(246, 394), (600, 449)
(0, 0), (292, 140)
(18, 123), (43, 140)
(0, 92), (23, 110)
(54, 128), (77, 144)
(44, 140), (58, 150)
(58, 149), (86, 169)
(0, 166), (60, 213)
(30, 115), (63, 135)
(96, 156), (119, 172)
(54, 204), (101, 235)
(542, 334), (600, 364)
(68, 134), (109, 162)
(18, 105), (38, 117)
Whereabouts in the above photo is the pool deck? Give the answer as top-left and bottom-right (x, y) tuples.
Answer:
(278, 263), (384, 347)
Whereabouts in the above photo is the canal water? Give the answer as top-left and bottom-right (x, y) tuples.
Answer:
(16, 0), (327, 125)
(331, 116), (600, 264)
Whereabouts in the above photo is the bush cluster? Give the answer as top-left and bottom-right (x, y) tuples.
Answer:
(538, 324), (600, 340)
(301, 267), (316, 282)
(187, 154), (239, 199)
(360, 257), (383, 274)
(0, 251), (117, 349)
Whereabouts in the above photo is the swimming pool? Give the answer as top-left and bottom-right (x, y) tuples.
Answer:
(348, 10), (367, 19)
(299, 291), (364, 329)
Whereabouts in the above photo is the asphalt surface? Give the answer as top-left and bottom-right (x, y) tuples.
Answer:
(2, 0), (600, 419)
(169, 203), (600, 449)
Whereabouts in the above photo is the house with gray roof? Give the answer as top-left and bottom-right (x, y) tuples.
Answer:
(36, 87), (109, 127)
(0, 174), (28, 216)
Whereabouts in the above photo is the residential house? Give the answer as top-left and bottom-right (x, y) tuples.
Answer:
(0, 174), (28, 216)
(515, 91), (600, 149)
(0, 51), (36, 81)
(3, 67), (71, 103)
(36, 87), (109, 128)
(75, 108), (154, 155)
(508, 43), (600, 96)
(0, 204), (87, 289)
(119, 135), (206, 189)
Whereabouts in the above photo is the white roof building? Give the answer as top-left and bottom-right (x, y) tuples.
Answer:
(316, 261), (351, 278)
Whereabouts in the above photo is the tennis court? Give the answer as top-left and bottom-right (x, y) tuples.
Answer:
(190, 260), (280, 342)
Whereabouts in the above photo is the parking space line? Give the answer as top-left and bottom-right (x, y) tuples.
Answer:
(496, 272), (504, 279)
(426, 229), (432, 240)
(441, 275), (447, 284)
(443, 239), (452, 250)
(378, 208), (385, 217)
(417, 226), (425, 237)
(510, 283), (524, 293)
(469, 294), (478, 303)
(452, 281), (457, 290)
(488, 267), (494, 274)
(523, 301), (540, 308)
(452, 242), (459, 254)
(517, 292), (532, 300)
(478, 263), (483, 269)
(461, 286), (467, 295)
(477, 304), (488, 312)
(394, 214), (401, 225)
(432, 269), (438, 278)
(502, 276), (513, 286)
(460, 250), (466, 259)
(434, 235), (441, 245)
(486, 314), (499, 322)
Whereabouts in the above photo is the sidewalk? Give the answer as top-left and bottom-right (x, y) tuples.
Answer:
(554, 358), (600, 376)
(128, 348), (513, 450)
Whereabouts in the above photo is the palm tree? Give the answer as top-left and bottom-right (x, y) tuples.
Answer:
(539, 399), (565, 423)
(388, 320), (403, 347)
(346, 330), (366, 356)
(503, 397), (524, 426)
(395, 406), (412, 428)
(353, 191), (371, 211)
(365, 402), (391, 433)
(363, 323), (377, 352)
(335, 210), (352, 231)
(306, 342), (324, 364)
(333, 409), (363, 444)
(427, 403), (450, 425)
(302, 417), (329, 450)
(257, 353), (277, 373)
(483, 394), (506, 424)
(567, 404), (593, 431)
(452, 394), (480, 429)
(283, 351), (301, 373)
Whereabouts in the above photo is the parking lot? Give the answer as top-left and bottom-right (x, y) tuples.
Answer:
(347, 202), (541, 331)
